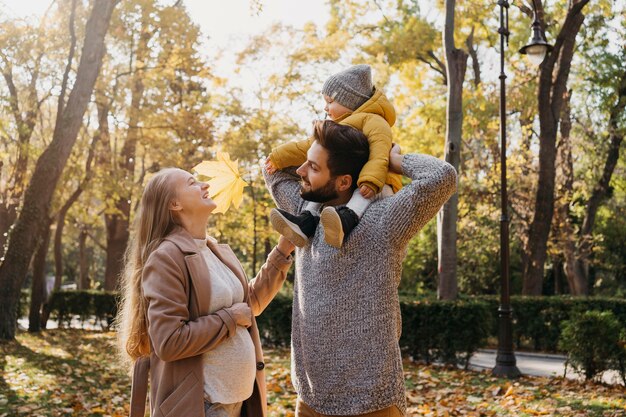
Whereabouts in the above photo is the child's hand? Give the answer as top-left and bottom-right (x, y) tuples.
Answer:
(265, 157), (277, 174)
(359, 184), (376, 199)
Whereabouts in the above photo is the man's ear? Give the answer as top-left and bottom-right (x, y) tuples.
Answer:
(335, 174), (353, 192)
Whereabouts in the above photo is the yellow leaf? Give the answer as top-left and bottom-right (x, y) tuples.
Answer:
(193, 152), (248, 214)
(521, 409), (549, 415)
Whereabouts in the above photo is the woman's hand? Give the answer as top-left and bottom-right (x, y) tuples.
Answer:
(388, 143), (403, 174)
(227, 302), (252, 328)
(277, 235), (295, 256)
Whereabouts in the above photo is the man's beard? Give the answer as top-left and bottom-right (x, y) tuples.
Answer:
(300, 177), (338, 203)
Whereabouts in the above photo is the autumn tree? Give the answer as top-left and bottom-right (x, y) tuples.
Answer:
(435, 0), (468, 300)
(96, 0), (215, 290)
(552, 4), (626, 295)
(0, 12), (55, 253)
(522, 0), (591, 295)
(209, 24), (318, 275)
(0, 0), (117, 340)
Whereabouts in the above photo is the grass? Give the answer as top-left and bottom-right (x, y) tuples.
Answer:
(1, 330), (624, 417)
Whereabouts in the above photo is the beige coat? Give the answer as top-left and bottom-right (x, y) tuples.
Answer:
(129, 227), (293, 417)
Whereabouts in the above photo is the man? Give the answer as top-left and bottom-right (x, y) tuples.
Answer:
(264, 120), (457, 417)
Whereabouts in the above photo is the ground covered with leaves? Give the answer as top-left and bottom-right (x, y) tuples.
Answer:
(0, 330), (624, 416)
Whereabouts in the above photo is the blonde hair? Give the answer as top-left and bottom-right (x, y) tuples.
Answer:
(117, 168), (181, 366)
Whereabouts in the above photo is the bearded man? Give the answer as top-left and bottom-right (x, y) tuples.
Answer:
(264, 120), (457, 417)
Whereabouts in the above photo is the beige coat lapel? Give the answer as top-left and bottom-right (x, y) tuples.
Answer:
(184, 253), (211, 316)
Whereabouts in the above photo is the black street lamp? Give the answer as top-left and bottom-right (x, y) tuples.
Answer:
(492, 0), (552, 379)
(493, 0), (516, 379)
(519, 0), (553, 65)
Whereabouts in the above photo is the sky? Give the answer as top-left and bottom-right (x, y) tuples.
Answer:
(185, 0), (328, 45)
(0, 0), (330, 45)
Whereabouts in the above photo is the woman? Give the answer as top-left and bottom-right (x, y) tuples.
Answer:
(117, 167), (294, 417)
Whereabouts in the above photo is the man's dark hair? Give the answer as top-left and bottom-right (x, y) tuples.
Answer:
(313, 120), (370, 191)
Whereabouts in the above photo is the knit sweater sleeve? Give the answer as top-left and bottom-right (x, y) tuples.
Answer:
(262, 165), (305, 215)
(380, 154), (457, 247)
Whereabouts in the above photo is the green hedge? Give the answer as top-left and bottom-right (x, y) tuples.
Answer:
(255, 292), (293, 346)
(38, 291), (626, 369)
(256, 295), (493, 367)
(400, 299), (492, 367)
(48, 290), (118, 329)
(558, 310), (626, 382)
(476, 296), (626, 352)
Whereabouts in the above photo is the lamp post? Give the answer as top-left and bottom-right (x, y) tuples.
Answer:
(519, 0), (553, 65)
(492, 0), (552, 379)
(492, 0), (521, 379)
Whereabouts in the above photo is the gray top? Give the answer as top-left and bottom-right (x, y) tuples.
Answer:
(264, 154), (457, 415)
(194, 239), (256, 404)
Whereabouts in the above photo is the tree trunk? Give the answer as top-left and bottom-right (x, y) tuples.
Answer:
(437, 0), (467, 300)
(0, 205), (17, 257)
(554, 91), (588, 295)
(515, 114), (536, 277)
(103, 6), (151, 291)
(553, 257), (564, 295)
(103, 216), (129, 291)
(264, 238), (272, 259)
(522, 0), (590, 295)
(28, 221), (52, 332)
(78, 229), (90, 290)
(0, 0), (116, 340)
(0, 48), (42, 252)
(568, 65), (626, 291)
(54, 125), (100, 286)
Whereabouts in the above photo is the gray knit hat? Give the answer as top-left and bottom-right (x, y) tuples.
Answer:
(321, 64), (374, 111)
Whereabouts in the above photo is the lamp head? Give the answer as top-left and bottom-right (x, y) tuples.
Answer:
(519, 19), (553, 66)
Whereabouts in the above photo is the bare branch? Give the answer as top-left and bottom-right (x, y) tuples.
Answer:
(1, 65), (22, 124)
(55, 0), (78, 123)
(416, 51), (448, 85)
(371, 0), (391, 25)
(465, 27), (481, 87)
(83, 229), (107, 251)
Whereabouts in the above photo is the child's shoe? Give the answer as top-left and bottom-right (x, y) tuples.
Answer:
(270, 208), (319, 247)
(320, 206), (359, 248)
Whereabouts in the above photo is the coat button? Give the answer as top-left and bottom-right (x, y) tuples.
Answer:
(256, 362), (265, 370)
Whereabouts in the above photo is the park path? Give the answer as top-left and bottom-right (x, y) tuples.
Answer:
(469, 349), (624, 385)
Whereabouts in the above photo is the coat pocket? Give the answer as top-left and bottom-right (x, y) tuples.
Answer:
(159, 371), (199, 417)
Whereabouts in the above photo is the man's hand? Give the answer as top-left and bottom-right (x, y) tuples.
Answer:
(226, 302), (252, 328)
(388, 144), (403, 174)
(265, 157), (277, 174)
(359, 184), (376, 199)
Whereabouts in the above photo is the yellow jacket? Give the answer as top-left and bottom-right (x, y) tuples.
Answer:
(269, 88), (403, 193)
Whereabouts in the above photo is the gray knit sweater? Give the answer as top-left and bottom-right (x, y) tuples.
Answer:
(264, 154), (457, 415)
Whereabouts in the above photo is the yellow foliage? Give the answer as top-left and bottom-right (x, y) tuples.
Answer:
(193, 152), (248, 214)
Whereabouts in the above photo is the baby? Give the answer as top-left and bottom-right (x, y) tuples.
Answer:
(265, 64), (401, 248)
